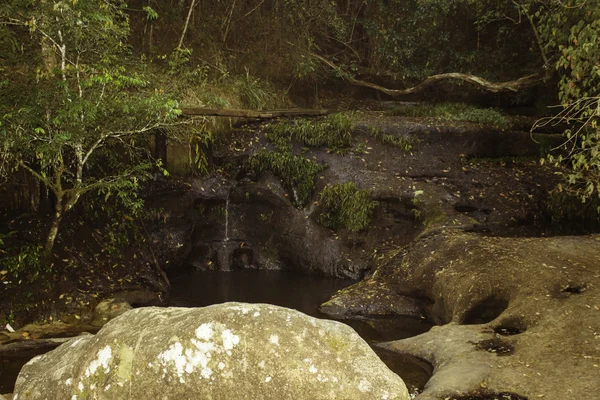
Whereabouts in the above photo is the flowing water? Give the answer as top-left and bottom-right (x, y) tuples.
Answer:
(223, 193), (230, 242)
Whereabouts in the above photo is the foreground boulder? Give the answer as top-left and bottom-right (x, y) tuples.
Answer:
(14, 303), (408, 400)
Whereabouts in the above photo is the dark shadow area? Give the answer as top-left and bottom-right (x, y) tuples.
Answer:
(493, 316), (527, 336)
(1, 346), (59, 393)
(562, 285), (586, 295)
(494, 326), (526, 336)
(551, 283), (588, 299)
(462, 296), (509, 325)
(373, 347), (433, 398)
(342, 316), (433, 343)
(449, 392), (528, 400)
(473, 338), (515, 356)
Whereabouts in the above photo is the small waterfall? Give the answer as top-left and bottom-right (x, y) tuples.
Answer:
(219, 190), (232, 271)
(224, 193), (230, 242)
(292, 188), (299, 204)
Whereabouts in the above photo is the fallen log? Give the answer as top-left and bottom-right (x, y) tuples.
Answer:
(180, 108), (332, 118)
(0, 337), (73, 354)
(308, 50), (544, 96)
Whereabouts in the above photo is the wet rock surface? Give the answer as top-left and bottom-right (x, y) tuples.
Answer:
(2, 109), (594, 398)
(323, 231), (600, 399)
(144, 112), (563, 281)
(14, 303), (409, 400)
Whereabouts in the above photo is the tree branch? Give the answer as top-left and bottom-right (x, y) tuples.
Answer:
(177, 0), (197, 49)
(306, 49), (544, 96)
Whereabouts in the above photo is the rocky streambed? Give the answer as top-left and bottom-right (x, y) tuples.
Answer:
(2, 109), (599, 399)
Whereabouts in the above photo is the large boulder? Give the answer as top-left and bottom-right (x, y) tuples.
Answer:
(14, 303), (409, 400)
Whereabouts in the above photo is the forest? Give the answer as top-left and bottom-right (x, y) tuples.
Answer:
(0, 1), (599, 399)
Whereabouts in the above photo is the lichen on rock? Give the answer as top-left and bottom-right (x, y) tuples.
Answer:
(14, 303), (409, 400)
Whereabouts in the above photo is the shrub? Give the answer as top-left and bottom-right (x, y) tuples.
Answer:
(546, 189), (600, 222)
(317, 182), (378, 232)
(388, 102), (511, 128)
(233, 71), (278, 110)
(250, 150), (326, 207)
(368, 126), (415, 153)
(0, 241), (47, 285)
(267, 113), (354, 150)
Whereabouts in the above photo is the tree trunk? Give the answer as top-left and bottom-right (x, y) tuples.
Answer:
(44, 197), (64, 256)
(154, 130), (168, 165)
(177, 0), (197, 49)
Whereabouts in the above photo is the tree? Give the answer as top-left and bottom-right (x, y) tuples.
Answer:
(531, 0), (600, 209)
(0, 0), (180, 255)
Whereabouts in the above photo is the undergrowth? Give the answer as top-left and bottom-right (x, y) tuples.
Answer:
(0, 237), (47, 286)
(388, 103), (512, 128)
(317, 182), (378, 232)
(250, 150), (326, 207)
(267, 113), (355, 151)
(368, 126), (415, 152)
(546, 190), (600, 222)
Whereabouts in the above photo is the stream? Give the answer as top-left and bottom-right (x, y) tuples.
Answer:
(1, 269), (433, 396)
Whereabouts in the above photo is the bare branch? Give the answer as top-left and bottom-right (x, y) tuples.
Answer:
(305, 49), (543, 96)
(17, 161), (54, 194)
(233, 0), (265, 24)
(177, 0), (197, 49)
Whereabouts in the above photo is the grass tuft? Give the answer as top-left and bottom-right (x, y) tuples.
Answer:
(368, 126), (415, 152)
(266, 113), (355, 151)
(250, 150), (326, 207)
(388, 103), (512, 128)
(317, 182), (378, 232)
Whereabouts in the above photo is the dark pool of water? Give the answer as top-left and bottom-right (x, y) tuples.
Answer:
(169, 269), (433, 394)
(1, 346), (60, 393)
(169, 269), (353, 318)
(1, 269), (433, 395)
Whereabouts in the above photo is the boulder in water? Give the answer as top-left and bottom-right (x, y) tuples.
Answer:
(14, 303), (408, 400)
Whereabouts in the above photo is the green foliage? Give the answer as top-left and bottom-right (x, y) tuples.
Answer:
(267, 113), (355, 151)
(143, 6), (159, 22)
(167, 62), (279, 112)
(317, 182), (378, 232)
(362, 0), (539, 82)
(0, 242), (47, 285)
(169, 47), (193, 75)
(546, 189), (600, 221)
(541, 98), (600, 207)
(191, 127), (213, 175)
(163, 121), (213, 176)
(0, 0), (180, 254)
(368, 126), (415, 153)
(530, 1), (600, 208)
(250, 150), (326, 207)
(389, 103), (511, 128)
(233, 71), (278, 110)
